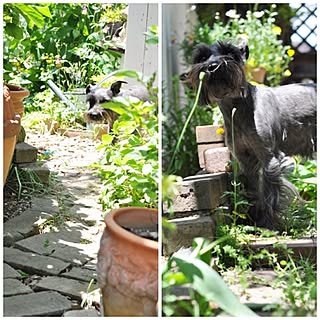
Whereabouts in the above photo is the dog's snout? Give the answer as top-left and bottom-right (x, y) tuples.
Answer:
(89, 112), (101, 121)
(207, 63), (220, 73)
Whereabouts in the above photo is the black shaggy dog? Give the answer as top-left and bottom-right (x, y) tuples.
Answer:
(84, 80), (149, 130)
(183, 41), (317, 229)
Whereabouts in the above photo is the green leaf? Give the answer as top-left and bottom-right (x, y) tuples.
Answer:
(173, 256), (258, 317)
(101, 134), (113, 145)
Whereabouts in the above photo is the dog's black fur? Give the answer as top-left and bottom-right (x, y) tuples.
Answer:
(84, 80), (149, 129)
(183, 41), (317, 229)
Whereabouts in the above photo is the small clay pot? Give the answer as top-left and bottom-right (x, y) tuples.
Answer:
(6, 84), (30, 118)
(97, 207), (158, 316)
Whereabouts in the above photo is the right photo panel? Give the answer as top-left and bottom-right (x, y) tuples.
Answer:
(162, 3), (317, 317)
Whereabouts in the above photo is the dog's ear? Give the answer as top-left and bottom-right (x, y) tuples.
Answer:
(238, 40), (249, 62)
(180, 72), (193, 89)
(86, 84), (95, 94)
(110, 81), (128, 95)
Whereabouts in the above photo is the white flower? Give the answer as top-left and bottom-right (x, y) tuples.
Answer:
(226, 9), (240, 19)
(253, 11), (264, 18)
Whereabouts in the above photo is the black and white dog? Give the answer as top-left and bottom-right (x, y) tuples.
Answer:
(183, 41), (316, 229)
(84, 80), (149, 129)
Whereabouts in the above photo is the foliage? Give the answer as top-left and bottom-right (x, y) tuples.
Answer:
(4, 3), (125, 95)
(94, 70), (158, 211)
(22, 89), (86, 131)
(285, 158), (317, 237)
(144, 25), (159, 45)
(162, 238), (258, 316)
(162, 76), (221, 176)
(181, 4), (293, 86)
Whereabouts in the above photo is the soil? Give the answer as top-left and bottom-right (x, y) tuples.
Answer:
(123, 226), (158, 241)
(3, 178), (32, 223)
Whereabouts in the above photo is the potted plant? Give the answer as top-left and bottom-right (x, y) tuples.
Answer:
(97, 207), (158, 316)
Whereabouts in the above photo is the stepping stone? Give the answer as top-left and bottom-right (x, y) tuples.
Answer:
(4, 208), (54, 246)
(17, 161), (50, 184)
(31, 197), (59, 214)
(63, 309), (99, 317)
(3, 278), (33, 296)
(61, 267), (97, 283)
(4, 263), (21, 279)
(4, 247), (71, 276)
(14, 142), (38, 164)
(14, 227), (96, 266)
(4, 291), (72, 316)
(33, 276), (89, 301)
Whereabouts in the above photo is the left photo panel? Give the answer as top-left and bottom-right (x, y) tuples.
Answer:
(3, 2), (159, 317)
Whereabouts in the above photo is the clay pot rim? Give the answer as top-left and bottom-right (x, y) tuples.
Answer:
(105, 207), (158, 251)
(5, 84), (30, 97)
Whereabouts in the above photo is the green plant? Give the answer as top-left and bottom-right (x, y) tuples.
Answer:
(162, 75), (220, 176)
(181, 4), (294, 86)
(94, 70), (158, 211)
(4, 3), (124, 94)
(162, 237), (258, 316)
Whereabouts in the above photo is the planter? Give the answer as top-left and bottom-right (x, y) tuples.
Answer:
(3, 86), (21, 184)
(6, 84), (30, 118)
(97, 207), (158, 316)
(244, 65), (266, 84)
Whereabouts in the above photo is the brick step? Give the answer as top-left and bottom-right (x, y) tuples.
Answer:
(14, 142), (38, 164)
(17, 161), (50, 184)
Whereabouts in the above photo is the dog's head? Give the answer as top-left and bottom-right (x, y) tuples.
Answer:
(84, 80), (127, 124)
(181, 41), (249, 104)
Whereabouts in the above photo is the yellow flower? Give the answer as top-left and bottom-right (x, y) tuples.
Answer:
(287, 49), (295, 57)
(216, 127), (225, 135)
(284, 69), (291, 77)
(275, 66), (281, 73)
(272, 26), (282, 35)
(247, 58), (255, 67)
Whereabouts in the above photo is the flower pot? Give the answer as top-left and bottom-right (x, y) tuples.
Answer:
(6, 84), (30, 118)
(97, 207), (158, 316)
(244, 66), (266, 84)
(3, 85), (23, 184)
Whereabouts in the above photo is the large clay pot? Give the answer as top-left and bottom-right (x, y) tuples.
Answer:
(3, 85), (22, 184)
(97, 207), (158, 316)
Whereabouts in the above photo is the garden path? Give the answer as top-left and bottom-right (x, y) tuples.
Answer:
(3, 129), (105, 316)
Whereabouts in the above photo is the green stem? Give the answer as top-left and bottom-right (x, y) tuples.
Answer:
(168, 72), (205, 173)
(231, 107), (238, 226)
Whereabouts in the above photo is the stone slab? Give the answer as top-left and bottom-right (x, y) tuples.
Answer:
(4, 208), (54, 243)
(163, 215), (215, 255)
(31, 196), (59, 214)
(4, 247), (71, 276)
(34, 276), (89, 301)
(17, 161), (50, 184)
(61, 267), (97, 283)
(4, 263), (22, 279)
(14, 142), (38, 163)
(14, 228), (95, 266)
(204, 147), (230, 173)
(163, 173), (228, 214)
(3, 278), (33, 296)
(63, 309), (99, 317)
(3, 291), (72, 316)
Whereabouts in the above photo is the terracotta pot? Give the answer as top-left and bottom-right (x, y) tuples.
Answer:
(6, 84), (30, 118)
(97, 207), (158, 316)
(244, 65), (266, 84)
(3, 85), (23, 184)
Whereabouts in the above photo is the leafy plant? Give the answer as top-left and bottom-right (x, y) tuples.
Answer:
(94, 70), (158, 211)
(181, 4), (294, 86)
(162, 237), (258, 316)
(4, 3), (125, 94)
